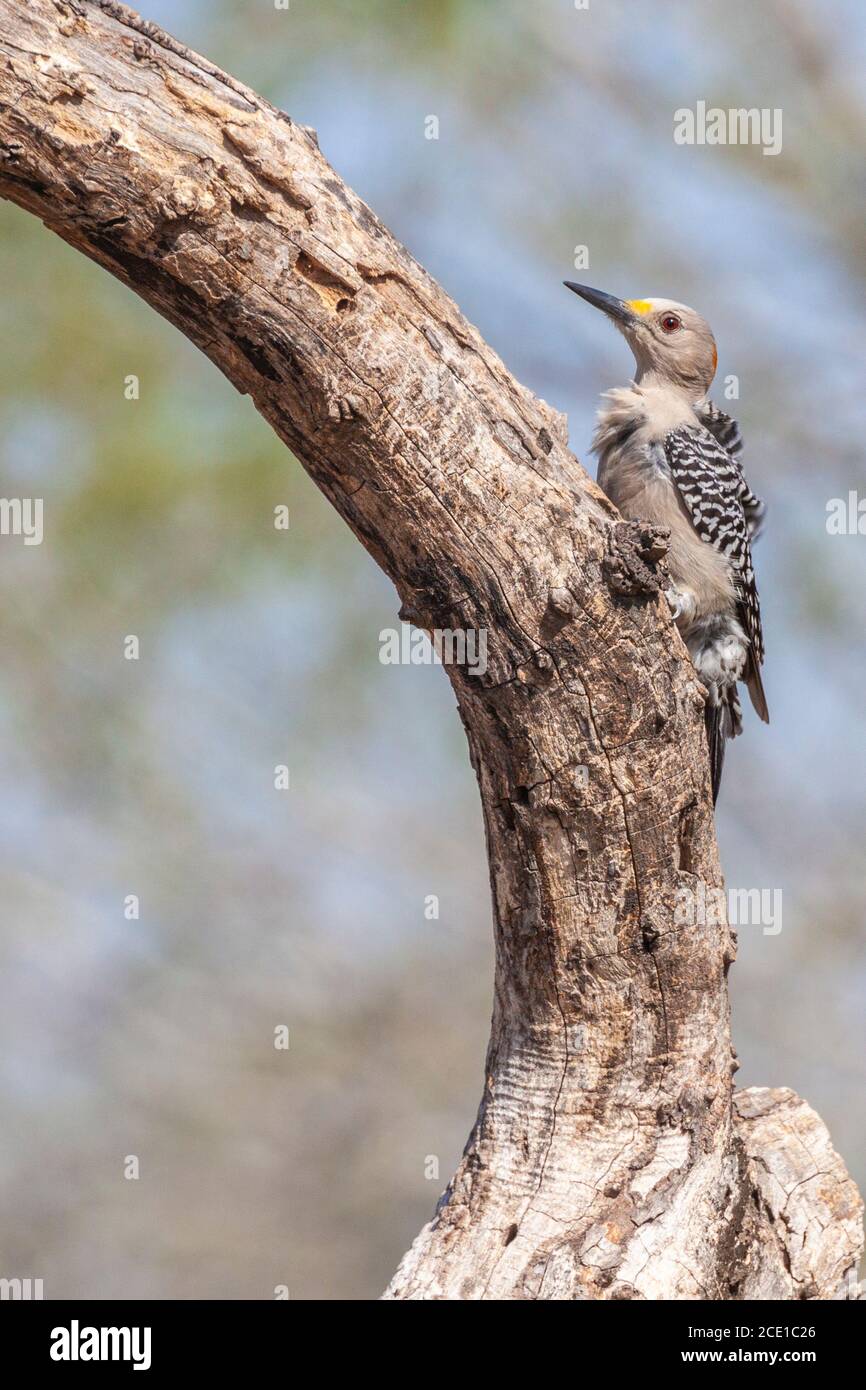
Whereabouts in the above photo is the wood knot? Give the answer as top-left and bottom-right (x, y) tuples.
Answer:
(603, 520), (670, 597)
(327, 393), (368, 422)
(547, 586), (576, 619)
(641, 916), (661, 949)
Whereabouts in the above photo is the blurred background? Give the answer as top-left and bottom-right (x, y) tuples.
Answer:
(0, 0), (864, 1299)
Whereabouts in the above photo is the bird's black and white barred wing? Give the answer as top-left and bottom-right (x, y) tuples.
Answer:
(697, 400), (766, 541)
(664, 423), (769, 722)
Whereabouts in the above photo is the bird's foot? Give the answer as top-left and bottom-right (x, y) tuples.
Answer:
(665, 585), (697, 626)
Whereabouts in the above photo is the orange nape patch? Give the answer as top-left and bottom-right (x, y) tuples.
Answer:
(626, 299), (653, 316)
(712, 343), (718, 372)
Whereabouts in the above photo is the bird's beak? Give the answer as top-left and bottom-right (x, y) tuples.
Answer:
(563, 281), (635, 327)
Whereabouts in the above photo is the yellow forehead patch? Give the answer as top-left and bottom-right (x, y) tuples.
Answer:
(626, 299), (653, 316)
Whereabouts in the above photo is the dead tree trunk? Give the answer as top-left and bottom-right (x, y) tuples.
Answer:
(0, 0), (860, 1300)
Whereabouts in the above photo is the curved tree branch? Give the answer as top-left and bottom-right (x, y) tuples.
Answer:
(0, 0), (860, 1300)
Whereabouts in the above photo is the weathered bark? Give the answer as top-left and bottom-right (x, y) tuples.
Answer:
(0, 0), (860, 1300)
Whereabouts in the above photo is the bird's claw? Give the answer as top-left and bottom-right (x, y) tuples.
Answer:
(665, 586), (696, 624)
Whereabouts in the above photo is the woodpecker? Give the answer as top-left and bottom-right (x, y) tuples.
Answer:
(564, 282), (768, 802)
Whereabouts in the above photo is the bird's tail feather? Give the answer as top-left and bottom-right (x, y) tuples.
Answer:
(705, 687), (742, 805)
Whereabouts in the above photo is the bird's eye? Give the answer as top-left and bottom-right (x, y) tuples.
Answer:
(660, 313), (682, 333)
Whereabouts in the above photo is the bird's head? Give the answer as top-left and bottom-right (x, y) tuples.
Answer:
(564, 282), (717, 397)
